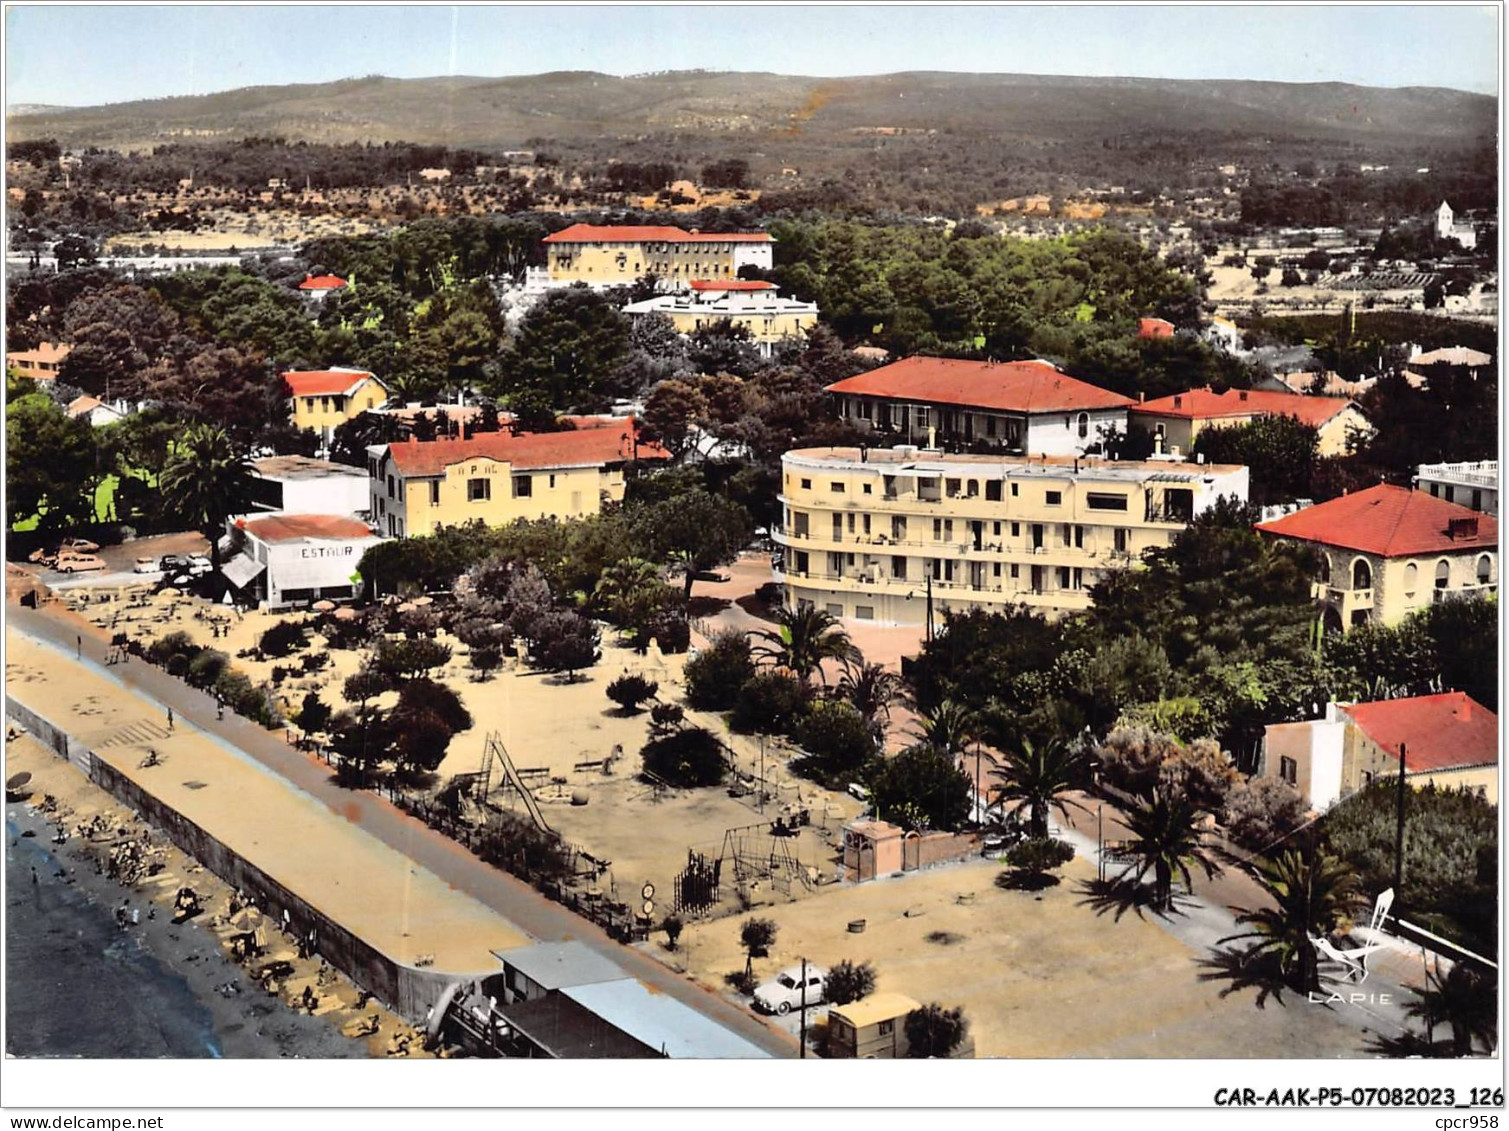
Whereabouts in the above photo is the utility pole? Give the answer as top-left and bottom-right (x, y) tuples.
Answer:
(1097, 803), (1105, 883)
(1393, 742), (1407, 903)
(799, 956), (808, 1059)
(758, 734), (766, 815)
(925, 568), (935, 644)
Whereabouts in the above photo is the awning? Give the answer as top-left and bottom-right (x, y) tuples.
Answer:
(221, 553), (266, 590)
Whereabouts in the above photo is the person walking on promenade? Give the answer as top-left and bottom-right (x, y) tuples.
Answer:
(166, 707), (174, 731)
(76, 634), (82, 659)
(216, 697), (225, 721)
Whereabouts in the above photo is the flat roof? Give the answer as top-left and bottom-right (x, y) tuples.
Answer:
(490, 940), (627, 992)
(496, 992), (658, 1059)
(564, 979), (774, 1059)
(251, 456), (367, 482)
(830, 992), (922, 1029)
(784, 446), (1244, 480)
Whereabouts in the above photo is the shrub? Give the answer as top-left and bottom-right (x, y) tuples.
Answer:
(661, 913), (684, 951)
(166, 653), (190, 678)
(526, 610), (599, 679)
(905, 1003), (968, 1058)
(146, 630), (198, 667)
(998, 837), (1076, 890)
(469, 645), (502, 676)
(299, 650), (331, 673)
(376, 635), (453, 681)
(730, 671), (808, 735)
(258, 619), (307, 658)
(186, 649), (230, 691)
(825, 959), (877, 1006)
(684, 629), (754, 710)
(392, 707), (454, 774)
(1224, 776), (1306, 851)
(649, 608), (691, 654)
(791, 700), (875, 780)
(740, 917), (777, 959)
(476, 810), (570, 881)
(606, 673), (659, 713)
(640, 726), (726, 788)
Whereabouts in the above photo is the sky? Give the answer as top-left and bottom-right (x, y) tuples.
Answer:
(4, 3), (1500, 108)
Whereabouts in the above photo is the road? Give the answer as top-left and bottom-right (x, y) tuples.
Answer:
(8, 601), (796, 1058)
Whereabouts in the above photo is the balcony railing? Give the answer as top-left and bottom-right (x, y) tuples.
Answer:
(1434, 583), (1497, 605)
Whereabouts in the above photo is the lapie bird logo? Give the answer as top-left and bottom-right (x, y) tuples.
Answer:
(1306, 888), (1395, 1003)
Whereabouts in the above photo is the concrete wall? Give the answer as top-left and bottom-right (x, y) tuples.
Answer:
(7, 694), (93, 776)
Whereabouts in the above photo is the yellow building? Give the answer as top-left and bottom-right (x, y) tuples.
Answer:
(1256, 485), (1498, 632)
(283, 368), (390, 444)
(1260, 693), (1497, 810)
(538, 224), (774, 288)
(622, 281), (818, 358)
(774, 445), (1249, 625)
(1130, 386), (1372, 458)
(6, 340), (70, 381)
(366, 417), (668, 538)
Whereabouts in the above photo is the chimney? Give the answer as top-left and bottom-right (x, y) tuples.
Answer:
(1173, 395), (1182, 409)
(1139, 391), (1146, 403)
(1239, 390), (1248, 401)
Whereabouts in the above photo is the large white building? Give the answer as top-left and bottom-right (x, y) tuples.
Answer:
(1414, 460), (1498, 517)
(774, 445), (1249, 625)
(250, 456), (371, 517)
(220, 513), (385, 610)
(622, 281), (819, 358)
(1435, 201), (1478, 250)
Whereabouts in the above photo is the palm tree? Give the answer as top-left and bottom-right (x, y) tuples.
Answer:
(158, 424), (254, 568)
(911, 698), (979, 758)
(1118, 789), (1221, 912)
(990, 736), (1087, 840)
(1407, 960), (1498, 1057)
(1222, 849), (1360, 993)
(836, 654), (903, 738)
(752, 605), (855, 683)
(592, 557), (663, 622)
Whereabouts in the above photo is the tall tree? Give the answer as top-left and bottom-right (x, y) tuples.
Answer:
(158, 424), (255, 565)
(990, 736), (1087, 840)
(1223, 849), (1361, 994)
(752, 605), (855, 683)
(1118, 790), (1222, 912)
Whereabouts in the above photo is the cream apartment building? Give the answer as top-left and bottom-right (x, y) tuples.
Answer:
(774, 445), (1249, 625)
(534, 224), (774, 290)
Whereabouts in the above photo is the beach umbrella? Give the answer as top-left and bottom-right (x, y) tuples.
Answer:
(333, 608), (359, 621)
(312, 600), (336, 612)
(160, 587), (180, 597)
(6, 771), (32, 790)
(412, 596), (433, 607)
(396, 602), (416, 613)
(231, 908), (264, 933)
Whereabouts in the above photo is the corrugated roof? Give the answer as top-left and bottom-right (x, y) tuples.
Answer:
(382, 418), (668, 478)
(1255, 484), (1498, 556)
(1344, 692), (1498, 773)
(825, 356), (1134, 414)
(297, 274), (348, 290)
(1132, 387), (1357, 429)
(495, 992), (658, 1059)
(491, 941), (626, 992)
(281, 368), (384, 397)
(238, 514), (376, 543)
(689, 279), (776, 291)
(543, 223), (772, 244)
(251, 456), (366, 481)
(563, 979), (773, 1059)
(829, 992), (922, 1030)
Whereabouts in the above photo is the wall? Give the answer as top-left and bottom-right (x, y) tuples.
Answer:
(377, 456), (611, 537)
(13, 697), (456, 1024)
(1023, 407), (1131, 457)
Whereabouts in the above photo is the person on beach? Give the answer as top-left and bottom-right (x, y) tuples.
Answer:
(76, 634), (82, 658)
(166, 707), (173, 731)
(216, 697), (225, 721)
(30, 866), (37, 885)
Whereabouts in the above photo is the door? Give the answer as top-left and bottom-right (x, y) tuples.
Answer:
(902, 832), (922, 871)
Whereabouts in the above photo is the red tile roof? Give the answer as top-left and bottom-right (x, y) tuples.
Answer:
(824, 356), (1134, 414)
(238, 514), (375, 543)
(1132, 387), (1357, 428)
(1137, 317), (1175, 339)
(1344, 692), (1498, 772)
(1255, 484), (1499, 556)
(689, 279), (776, 291)
(542, 224), (772, 244)
(297, 274), (348, 291)
(383, 418), (669, 478)
(282, 369), (383, 397)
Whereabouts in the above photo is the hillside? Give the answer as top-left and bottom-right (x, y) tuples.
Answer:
(6, 70), (1496, 152)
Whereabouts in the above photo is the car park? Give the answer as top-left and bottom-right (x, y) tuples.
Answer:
(753, 965), (828, 1015)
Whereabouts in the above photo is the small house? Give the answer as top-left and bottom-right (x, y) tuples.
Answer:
(827, 993), (922, 1058)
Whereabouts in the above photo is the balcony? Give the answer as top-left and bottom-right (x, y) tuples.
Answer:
(1433, 582), (1497, 605)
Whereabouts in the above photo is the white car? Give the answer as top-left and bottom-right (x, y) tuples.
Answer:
(185, 554), (212, 576)
(752, 965), (828, 1015)
(133, 557), (159, 574)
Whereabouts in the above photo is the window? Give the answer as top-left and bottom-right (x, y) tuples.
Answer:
(833, 515), (843, 539)
(863, 483), (872, 494)
(512, 475), (532, 498)
(1010, 564), (1020, 579)
(1318, 555), (1331, 584)
(1279, 756), (1297, 786)
(892, 556), (908, 580)
(892, 517), (907, 541)
(878, 1019), (895, 1036)
(1085, 492), (1128, 511)
(1402, 561), (1417, 592)
(1114, 528), (1129, 554)
(801, 478), (812, 490)
(831, 481), (845, 493)
(856, 606), (874, 620)
(429, 480), (440, 505)
(986, 481), (1002, 502)
(1351, 559), (1371, 590)
(1077, 412), (1089, 439)
(1057, 566), (1071, 589)
(1011, 522), (1020, 537)
(945, 478), (962, 497)
(386, 475), (395, 496)
(1010, 482), (1019, 497)
(1073, 525), (1085, 549)
(847, 513), (856, 533)
(549, 474), (557, 489)
(933, 518), (943, 540)
(1434, 559), (1450, 589)
(862, 514), (871, 535)
(1477, 554), (1493, 584)
(793, 512), (809, 537)
(1045, 490), (1062, 506)
(468, 478), (492, 502)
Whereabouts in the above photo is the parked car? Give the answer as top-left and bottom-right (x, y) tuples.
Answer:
(753, 965), (828, 1015)
(56, 554), (106, 574)
(159, 554), (186, 573)
(185, 554), (212, 576)
(133, 557), (159, 574)
(847, 782), (870, 802)
(60, 537), (100, 554)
